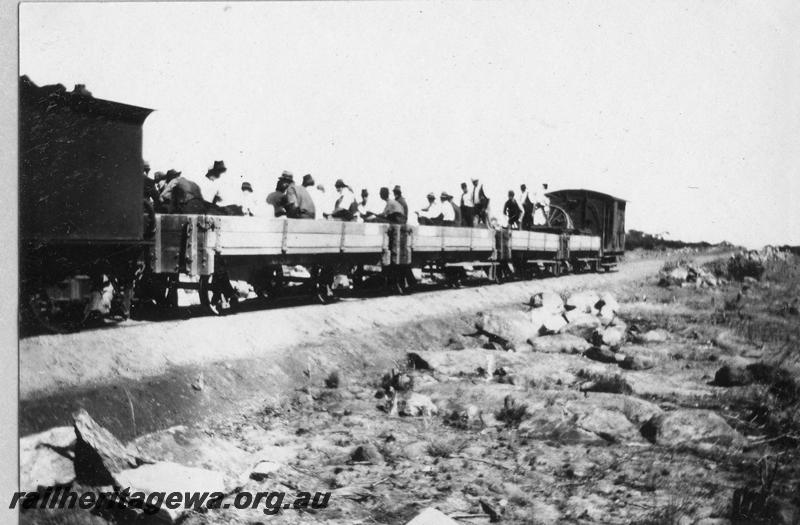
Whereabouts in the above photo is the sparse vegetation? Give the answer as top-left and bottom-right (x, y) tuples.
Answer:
(324, 370), (340, 389)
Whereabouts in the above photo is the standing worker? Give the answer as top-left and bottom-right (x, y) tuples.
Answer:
(470, 178), (490, 227)
(392, 186), (409, 223)
(503, 190), (522, 229)
(459, 182), (474, 227)
(520, 184), (534, 230)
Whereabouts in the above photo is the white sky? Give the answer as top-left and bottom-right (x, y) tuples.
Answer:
(19, 1), (800, 248)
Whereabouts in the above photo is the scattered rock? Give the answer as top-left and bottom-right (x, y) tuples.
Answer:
(133, 426), (254, 480)
(114, 462), (227, 522)
(530, 309), (568, 336)
(632, 329), (670, 344)
(598, 304), (617, 323)
(72, 409), (142, 485)
(475, 311), (536, 345)
(566, 290), (601, 314)
(402, 441), (430, 460)
(596, 292), (620, 313)
(592, 326), (626, 349)
(560, 313), (602, 340)
(528, 334), (592, 354)
(350, 443), (385, 464)
(528, 291), (564, 312)
(576, 408), (643, 443)
(406, 507), (460, 525)
(20, 427), (76, 492)
(641, 409), (745, 447)
(529, 501), (562, 524)
(250, 460), (281, 481)
(399, 393), (438, 417)
(619, 355), (656, 371)
(713, 364), (753, 386)
(584, 346), (617, 363)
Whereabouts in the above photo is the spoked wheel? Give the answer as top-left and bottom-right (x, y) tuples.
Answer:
(199, 273), (237, 315)
(546, 205), (574, 230)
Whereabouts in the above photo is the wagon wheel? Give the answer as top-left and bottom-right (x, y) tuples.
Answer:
(199, 274), (237, 315)
(545, 205), (573, 230)
(23, 289), (81, 334)
(312, 267), (338, 304)
(255, 265), (284, 299)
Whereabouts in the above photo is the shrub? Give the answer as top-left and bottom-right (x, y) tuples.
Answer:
(324, 371), (340, 389)
(727, 254), (765, 281)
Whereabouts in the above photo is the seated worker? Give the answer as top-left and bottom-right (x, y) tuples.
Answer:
(277, 171), (315, 219)
(364, 187), (406, 224)
(440, 192), (460, 226)
(415, 192), (443, 225)
(325, 179), (359, 221)
(160, 169), (207, 214)
(503, 190), (522, 229)
(240, 181), (258, 216)
(266, 180), (285, 217)
(203, 160), (244, 216)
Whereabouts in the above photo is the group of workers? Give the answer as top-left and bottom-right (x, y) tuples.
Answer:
(143, 160), (552, 229)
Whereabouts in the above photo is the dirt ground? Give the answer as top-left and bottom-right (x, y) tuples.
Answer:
(19, 251), (800, 524)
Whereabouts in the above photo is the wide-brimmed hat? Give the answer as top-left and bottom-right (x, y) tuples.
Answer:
(153, 171), (166, 182)
(361, 188), (369, 196)
(279, 170), (294, 183)
(440, 191), (451, 200)
(393, 185), (402, 193)
(165, 169), (181, 181)
(426, 192), (435, 199)
(241, 182), (253, 192)
(210, 160), (227, 173)
(335, 179), (346, 188)
(302, 174), (315, 186)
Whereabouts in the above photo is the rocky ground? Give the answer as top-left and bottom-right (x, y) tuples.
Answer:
(20, 249), (800, 524)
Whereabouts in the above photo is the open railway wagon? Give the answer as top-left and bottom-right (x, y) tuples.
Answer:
(150, 216), (513, 312)
(547, 189), (626, 270)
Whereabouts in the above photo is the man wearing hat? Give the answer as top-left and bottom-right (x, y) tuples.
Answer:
(392, 186), (409, 224)
(325, 179), (358, 221)
(202, 160), (243, 215)
(302, 174), (324, 219)
(415, 192), (443, 225)
(160, 169), (206, 214)
(470, 178), (490, 227)
(277, 171), (315, 219)
(503, 190), (522, 229)
(357, 188), (375, 222)
(240, 181), (258, 217)
(364, 187), (406, 224)
(440, 192), (460, 227)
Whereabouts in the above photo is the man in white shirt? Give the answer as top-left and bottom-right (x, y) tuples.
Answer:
(416, 192), (444, 225)
(533, 182), (551, 226)
(470, 178), (490, 227)
(325, 179), (358, 221)
(240, 181), (259, 216)
(440, 192), (458, 226)
(203, 160), (243, 215)
(302, 174), (324, 219)
(519, 183), (534, 230)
